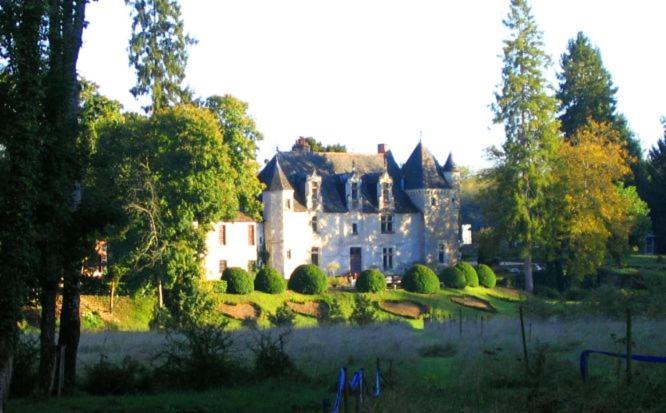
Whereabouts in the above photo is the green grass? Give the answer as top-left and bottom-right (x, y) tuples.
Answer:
(79, 295), (155, 331)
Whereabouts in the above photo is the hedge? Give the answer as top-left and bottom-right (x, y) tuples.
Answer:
(222, 267), (253, 294)
(254, 267), (286, 294)
(288, 264), (328, 294)
(456, 262), (479, 287)
(476, 264), (497, 288)
(402, 264), (440, 294)
(356, 269), (386, 293)
(440, 266), (466, 289)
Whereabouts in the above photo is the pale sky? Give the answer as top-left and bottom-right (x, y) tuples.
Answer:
(78, 0), (666, 170)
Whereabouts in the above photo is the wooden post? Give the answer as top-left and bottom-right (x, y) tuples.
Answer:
(343, 367), (350, 413)
(519, 305), (529, 376)
(626, 308), (632, 384)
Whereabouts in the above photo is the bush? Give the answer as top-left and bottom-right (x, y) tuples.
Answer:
(288, 264), (328, 294)
(535, 285), (561, 300)
(456, 262), (479, 287)
(250, 330), (298, 379)
(210, 280), (228, 294)
(84, 355), (152, 395)
(440, 266), (466, 289)
(356, 268), (386, 293)
(402, 264), (440, 293)
(223, 267), (253, 294)
(564, 287), (588, 301)
(476, 264), (497, 288)
(254, 267), (286, 294)
(269, 304), (296, 327)
(321, 298), (345, 324)
(349, 295), (378, 326)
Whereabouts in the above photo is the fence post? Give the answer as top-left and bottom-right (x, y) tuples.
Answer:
(626, 308), (632, 384)
(519, 305), (529, 376)
(343, 367), (350, 413)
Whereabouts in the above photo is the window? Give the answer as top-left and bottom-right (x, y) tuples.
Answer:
(248, 225), (255, 246)
(382, 247), (393, 270)
(438, 243), (446, 264)
(382, 182), (391, 203)
(311, 216), (318, 233)
(380, 214), (394, 234)
(351, 223), (358, 235)
(219, 225), (226, 245)
(285, 199), (291, 209)
(351, 182), (359, 208)
(248, 260), (256, 272)
(431, 197), (437, 206)
(218, 260), (227, 276)
(311, 247), (320, 266)
(311, 181), (320, 208)
(286, 249), (292, 259)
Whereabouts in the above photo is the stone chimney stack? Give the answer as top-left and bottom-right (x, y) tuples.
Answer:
(377, 143), (388, 154)
(292, 136), (311, 152)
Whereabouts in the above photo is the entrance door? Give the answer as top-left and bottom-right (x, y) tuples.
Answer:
(350, 247), (362, 275)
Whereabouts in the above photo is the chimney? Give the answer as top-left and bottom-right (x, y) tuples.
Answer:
(377, 143), (388, 154)
(292, 136), (311, 152)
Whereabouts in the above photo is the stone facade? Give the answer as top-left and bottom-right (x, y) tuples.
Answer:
(204, 216), (258, 280)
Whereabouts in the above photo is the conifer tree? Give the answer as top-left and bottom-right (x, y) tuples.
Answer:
(490, 0), (560, 293)
(645, 126), (666, 253)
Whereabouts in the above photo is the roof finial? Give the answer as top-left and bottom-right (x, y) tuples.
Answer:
(419, 130), (423, 143)
(351, 159), (356, 173)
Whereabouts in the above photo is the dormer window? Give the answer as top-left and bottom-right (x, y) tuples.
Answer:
(311, 181), (320, 209)
(311, 216), (318, 233)
(307, 172), (321, 210)
(382, 183), (391, 202)
(349, 181), (360, 209)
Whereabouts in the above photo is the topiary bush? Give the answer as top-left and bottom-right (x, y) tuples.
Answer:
(356, 269), (386, 293)
(456, 262), (479, 287)
(440, 266), (466, 289)
(222, 267), (253, 294)
(288, 264), (328, 294)
(476, 264), (497, 288)
(254, 267), (286, 294)
(402, 264), (440, 293)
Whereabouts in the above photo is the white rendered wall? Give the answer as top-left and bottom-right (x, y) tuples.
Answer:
(204, 221), (258, 280)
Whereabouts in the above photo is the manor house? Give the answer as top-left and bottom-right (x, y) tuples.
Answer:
(204, 138), (461, 279)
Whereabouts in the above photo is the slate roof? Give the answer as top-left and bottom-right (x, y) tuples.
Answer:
(259, 143), (454, 213)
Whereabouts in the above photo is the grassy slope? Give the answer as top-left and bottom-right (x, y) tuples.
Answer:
(80, 295), (155, 331)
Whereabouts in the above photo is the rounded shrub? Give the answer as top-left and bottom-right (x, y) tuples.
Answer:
(476, 264), (497, 288)
(356, 269), (387, 293)
(288, 264), (328, 294)
(254, 267), (286, 294)
(402, 264), (440, 294)
(222, 267), (253, 294)
(440, 266), (466, 289)
(456, 262), (479, 287)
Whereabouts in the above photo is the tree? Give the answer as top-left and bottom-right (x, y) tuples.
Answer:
(126, 0), (195, 112)
(644, 125), (666, 253)
(490, 0), (561, 293)
(203, 95), (264, 220)
(303, 137), (347, 153)
(557, 32), (642, 163)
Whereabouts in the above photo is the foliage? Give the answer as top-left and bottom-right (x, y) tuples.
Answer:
(210, 280), (228, 294)
(456, 262), (479, 287)
(489, 0), (561, 293)
(254, 267), (286, 294)
(403, 264), (440, 293)
(287, 264), (328, 294)
(476, 227), (500, 265)
(349, 295), (378, 326)
(9, 333), (39, 397)
(83, 355), (152, 395)
(440, 266), (467, 289)
(321, 298), (346, 324)
(303, 137), (347, 152)
(476, 264), (497, 288)
(557, 32), (641, 161)
(250, 330), (297, 379)
(268, 304), (296, 327)
(126, 0), (196, 111)
(643, 127), (666, 253)
(356, 268), (387, 293)
(223, 267), (254, 295)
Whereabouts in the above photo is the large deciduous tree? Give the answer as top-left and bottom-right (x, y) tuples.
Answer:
(126, 0), (195, 112)
(490, 0), (560, 293)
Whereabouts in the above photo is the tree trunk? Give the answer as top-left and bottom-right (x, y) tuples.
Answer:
(524, 250), (534, 293)
(37, 282), (58, 398)
(0, 332), (15, 413)
(58, 268), (80, 393)
(157, 278), (164, 309)
(109, 280), (116, 314)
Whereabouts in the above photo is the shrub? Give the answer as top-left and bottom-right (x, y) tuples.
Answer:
(254, 267), (286, 294)
(356, 268), (386, 293)
(403, 264), (440, 293)
(269, 304), (296, 327)
(476, 264), (497, 288)
(84, 355), (152, 395)
(440, 266), (466, 289)
(250, 330), (298, 379)
(350, 295), (377, 326)
(288, 264), (327, 294)
(535, 285), (561, 300)
(321, 298), (345, 324)
(564, 287), (588, 301)
(223, 267), (253, 294)
(210, 280), (228, 294)
(456, 262), (479, 287)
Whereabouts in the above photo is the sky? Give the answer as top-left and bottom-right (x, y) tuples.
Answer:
(78, 0), (666, 170)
